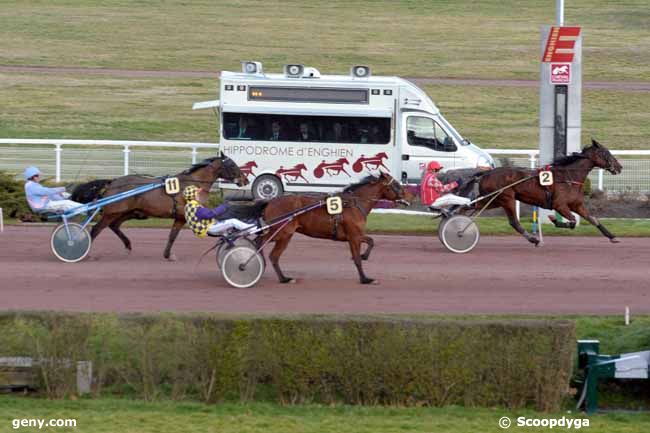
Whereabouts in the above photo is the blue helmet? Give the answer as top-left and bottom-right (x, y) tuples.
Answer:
(23, 166), (42, 180)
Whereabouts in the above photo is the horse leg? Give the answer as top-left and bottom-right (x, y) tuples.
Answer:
(268, 232), (296, 283)
(108, 213), (135, 252)
(501, 199), (539, 246)
(90, 214), (113, 241)
(571, 202), (619, 243)
(163, 219), (185, 261)
(360, 235), (374, 261)
(551, 205), (577, 229)
(349, 235), (375, 284)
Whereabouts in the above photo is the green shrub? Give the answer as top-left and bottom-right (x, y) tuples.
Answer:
(0, 313), (575, 411)
(0, 170), (30, 218)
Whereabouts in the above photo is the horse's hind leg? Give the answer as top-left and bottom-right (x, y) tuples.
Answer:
(360, 235), (374, 261)
(571, 202), (619, 243)
(164, 218), (185, 261)
(501, 198), (539, 246)
(268, 232), (296, 283)
(90, 214), (114, 241)
(109, 213), (135, 252)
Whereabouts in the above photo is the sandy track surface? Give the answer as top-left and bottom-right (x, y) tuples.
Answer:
(1, 226), (648, 315)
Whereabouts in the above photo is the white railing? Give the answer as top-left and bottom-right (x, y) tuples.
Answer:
(0, 139), (648, 192)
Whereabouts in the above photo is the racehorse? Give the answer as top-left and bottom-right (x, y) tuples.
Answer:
(258, 172), (407, 284)
(475, 140), (622, 245)
(71, 154), (248, 260)
(276, 163), (309, 183)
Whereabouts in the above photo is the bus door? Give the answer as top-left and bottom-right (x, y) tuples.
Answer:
(400, 113), (457, 183)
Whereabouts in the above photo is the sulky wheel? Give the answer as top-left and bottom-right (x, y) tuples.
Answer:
(217, 237), (263, 267)
(50, 223), (92, 263)
(221, 245), (265, 288)
(440, 215), (480, 254)
(437, 215), (449, 243)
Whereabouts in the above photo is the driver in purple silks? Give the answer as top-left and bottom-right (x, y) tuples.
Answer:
(183, 185), (254, 238)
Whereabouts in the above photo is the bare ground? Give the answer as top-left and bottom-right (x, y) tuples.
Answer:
(1, 226), (648, 315)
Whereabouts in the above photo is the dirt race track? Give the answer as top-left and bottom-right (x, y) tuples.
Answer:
(1, 226), (648, 315)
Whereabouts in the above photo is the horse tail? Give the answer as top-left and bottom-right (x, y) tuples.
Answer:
(70, 179), (112, 203)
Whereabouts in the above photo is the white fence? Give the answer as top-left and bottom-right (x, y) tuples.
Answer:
(1, 139), (649, 192)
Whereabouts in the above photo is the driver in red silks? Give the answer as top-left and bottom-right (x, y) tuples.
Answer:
(420, 161), (470, 212)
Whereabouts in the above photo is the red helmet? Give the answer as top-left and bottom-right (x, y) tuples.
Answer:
(427, 160), (443, 171)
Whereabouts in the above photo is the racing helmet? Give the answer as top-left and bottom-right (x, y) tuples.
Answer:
(427, 161), (443, 171)
(23, 166), (42, 180)
(183, 185), (201, 201)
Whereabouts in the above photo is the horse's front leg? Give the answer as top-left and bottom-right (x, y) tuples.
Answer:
(164, 218), (185, 261)
(571, 202), (619, 243)
(550, 205), (577, 230)
(348, 233), (375, 284)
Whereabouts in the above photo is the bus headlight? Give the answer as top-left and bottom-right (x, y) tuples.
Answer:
(477, 155), (495, 169)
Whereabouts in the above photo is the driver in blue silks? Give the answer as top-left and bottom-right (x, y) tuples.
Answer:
(23, 166), (82, 213)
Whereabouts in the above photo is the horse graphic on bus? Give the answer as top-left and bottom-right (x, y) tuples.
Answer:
(276, 163), (309, 183)
(239, 161), (258, 179)
(313, 158), (351, 178)
(352, 152), (389, 173)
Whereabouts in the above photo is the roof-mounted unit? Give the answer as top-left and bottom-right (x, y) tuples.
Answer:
(284, 64), (304, 78)
(351, 65), (371, 78)
(241, 61), (264, 75)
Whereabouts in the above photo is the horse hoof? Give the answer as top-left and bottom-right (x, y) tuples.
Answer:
(166, 254), (177, 262)
(280, 277), (295, 284)
(361, 278), (375, 285)
(610, 238), (620, 244)
(361, 255), (369, 261)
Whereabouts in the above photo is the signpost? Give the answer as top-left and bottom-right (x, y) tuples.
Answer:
(538, 1), (582, 225)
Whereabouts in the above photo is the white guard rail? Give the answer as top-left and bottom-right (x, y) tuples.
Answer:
(0, 139), (648, 192)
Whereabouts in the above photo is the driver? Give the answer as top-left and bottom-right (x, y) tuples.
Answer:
(183, 185), (254, 238)
(23, 166), (82, 213)
(420, 161), (471, 214)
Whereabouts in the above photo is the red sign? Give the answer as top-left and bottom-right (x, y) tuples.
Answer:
(550, 63), (571, 84)
(542, 26), (581, 63)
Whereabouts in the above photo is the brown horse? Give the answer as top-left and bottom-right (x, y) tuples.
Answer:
(258, 172), (407, 284)
(72, 154), (248, 260)
(475, 140), (622, 245)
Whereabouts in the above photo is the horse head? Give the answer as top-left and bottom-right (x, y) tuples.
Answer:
(583, 140), (622, 175)
(378, 172), (407, 202)
(213, 153), (249, 186)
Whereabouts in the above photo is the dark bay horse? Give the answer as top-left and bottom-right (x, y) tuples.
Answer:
(258, 173), (407, 284)
(475, 140), (622, 245)
(72, 154), (248, 260)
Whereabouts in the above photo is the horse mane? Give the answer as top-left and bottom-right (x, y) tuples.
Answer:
(552, 152), (587, 167)
(180, 156), (221, 175)
(343, 175), (378, 192)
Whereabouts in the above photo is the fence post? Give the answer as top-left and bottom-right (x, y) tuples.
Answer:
(55, 144), (62, 182)
(123, 145), (130, 175)
(192, 147), (197, 165)
(598, 168), (604, 191)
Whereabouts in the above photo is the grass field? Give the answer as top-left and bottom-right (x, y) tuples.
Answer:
(1, 73), (649, 149)
(1, 0), (648, 81)
(0, 1), (648, 148)
(5, 215), (650, 237)
(1, 396), (650, 433)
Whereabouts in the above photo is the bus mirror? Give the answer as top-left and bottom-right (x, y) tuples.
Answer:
(241, 61), (263, 75)
(351, 65), (371, 78)
(284, 64), (304, 78)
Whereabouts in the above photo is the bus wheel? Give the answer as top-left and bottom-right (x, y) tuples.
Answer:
(252, 175), (284, 200)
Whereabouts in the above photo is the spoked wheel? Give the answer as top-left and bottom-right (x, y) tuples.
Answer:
(217, 237), (262, 267)
(50, 223), (92, 263)
(221, 246), (265, 288)
(437, 216), (449, 243)
(439, 215), (480, 254)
